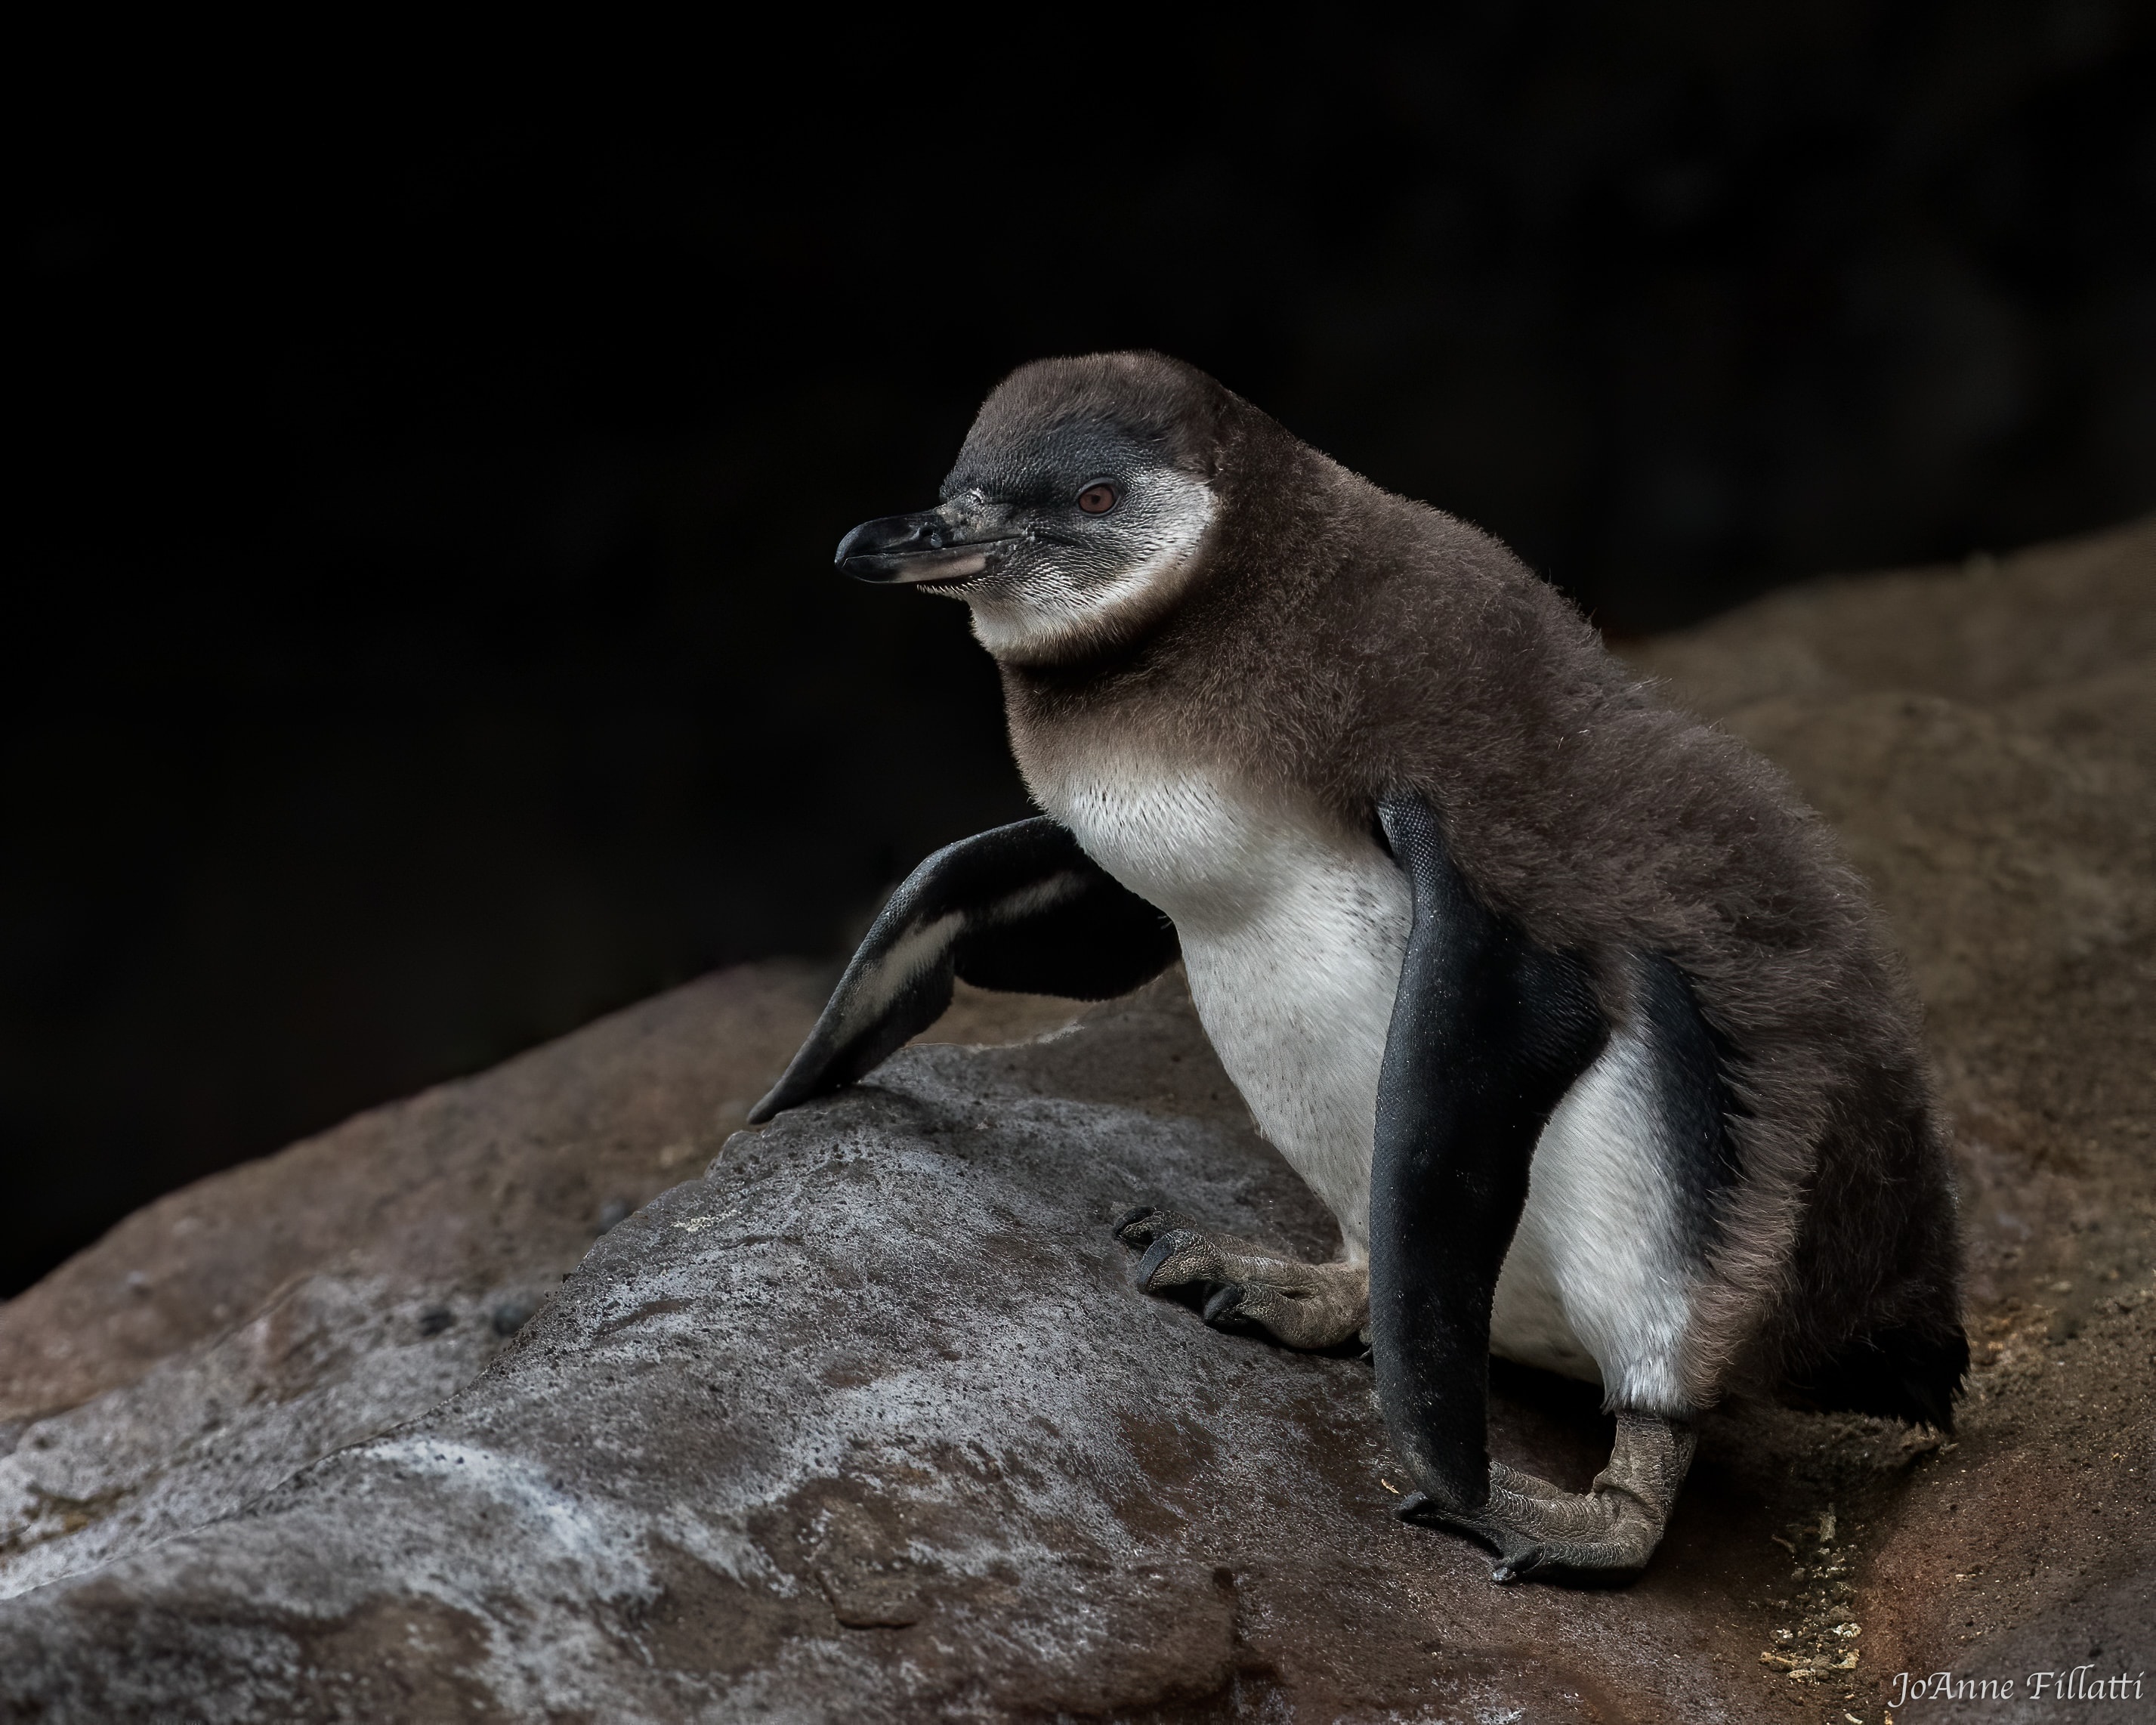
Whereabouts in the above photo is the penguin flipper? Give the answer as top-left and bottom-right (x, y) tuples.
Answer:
(1367, 793), (1610, 1516)
(747, 817), (1176, 1123)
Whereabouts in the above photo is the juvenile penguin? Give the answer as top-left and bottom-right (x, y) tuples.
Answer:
(749, 351), (1966, 1581)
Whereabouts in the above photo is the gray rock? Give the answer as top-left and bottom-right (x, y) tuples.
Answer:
(0, 1274), (526, 1604)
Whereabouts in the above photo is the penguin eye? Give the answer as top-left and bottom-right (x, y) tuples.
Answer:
(1074, 482), (1119, 515)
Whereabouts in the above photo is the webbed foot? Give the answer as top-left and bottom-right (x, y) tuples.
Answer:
(1113, 1206), (1369, 1350)
(1395, 1411), (1695, 1584)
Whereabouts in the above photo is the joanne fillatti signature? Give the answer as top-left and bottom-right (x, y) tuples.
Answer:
(1889, 1665), (2147, 1706)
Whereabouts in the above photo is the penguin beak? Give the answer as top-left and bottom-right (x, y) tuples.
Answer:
(834, 509), (1017, 586)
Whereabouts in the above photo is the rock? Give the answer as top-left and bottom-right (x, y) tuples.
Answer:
(0, 986), (1804, 1720)
(0, 1273), (510, 1605)
(0, 964), (1080, 1433)
(0, 960), (836, 1429)
(0, 518), (2150, 1719)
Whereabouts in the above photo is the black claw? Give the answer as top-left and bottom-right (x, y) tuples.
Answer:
(1390, 1487), (1563, 1585)
(1133, 1228), (1200, 1290)
(1112, 1205), (1162, 1246)
(1202, 1284), (1246, 1325)
(1490, 1542), (1546, 1583)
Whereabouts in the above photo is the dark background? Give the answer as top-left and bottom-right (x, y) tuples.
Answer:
(10, 8), (2155, 1297)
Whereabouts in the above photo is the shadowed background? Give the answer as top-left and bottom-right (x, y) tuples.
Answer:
(9, 8), (2155, 1295)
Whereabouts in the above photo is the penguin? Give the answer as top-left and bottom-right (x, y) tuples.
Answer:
(749, 351), (1967, 1582)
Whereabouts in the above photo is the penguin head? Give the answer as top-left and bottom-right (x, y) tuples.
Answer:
(834, 353), (1228, 664)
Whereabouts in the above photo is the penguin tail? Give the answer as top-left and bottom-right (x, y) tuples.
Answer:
(1788, 1320), (1970, 1433)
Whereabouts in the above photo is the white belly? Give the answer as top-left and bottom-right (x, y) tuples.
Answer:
(1047, 762), (1409, 1260)
(1036, 759), (1692, 1410)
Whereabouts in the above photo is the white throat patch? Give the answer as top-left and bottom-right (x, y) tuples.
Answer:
(964, 473), (1216, 661)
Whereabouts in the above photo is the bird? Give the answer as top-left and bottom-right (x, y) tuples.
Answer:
(748, 351), (1966, 1581)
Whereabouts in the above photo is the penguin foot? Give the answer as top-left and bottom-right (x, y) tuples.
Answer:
(1394, 1411), (1696, 1584)
(1112, 1206), (1369, 1350)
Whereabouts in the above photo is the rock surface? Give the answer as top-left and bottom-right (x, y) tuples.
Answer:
(0, 965), (1084, 1436)
(1, 518), (2151, 1721)
(0, 960), (831, 1431)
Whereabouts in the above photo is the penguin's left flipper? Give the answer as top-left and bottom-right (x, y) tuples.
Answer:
(748, 817), (1178, 1124)
(1372, 793), (1693, 1581)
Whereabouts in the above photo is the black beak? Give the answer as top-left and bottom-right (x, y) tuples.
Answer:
(834, 510), (1014, 586)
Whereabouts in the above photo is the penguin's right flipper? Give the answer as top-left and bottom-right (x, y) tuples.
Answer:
(1367, 793), (1611, 1521)
(1372, 793), (1703, 1581)
(747, 817), (1176, 1123)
